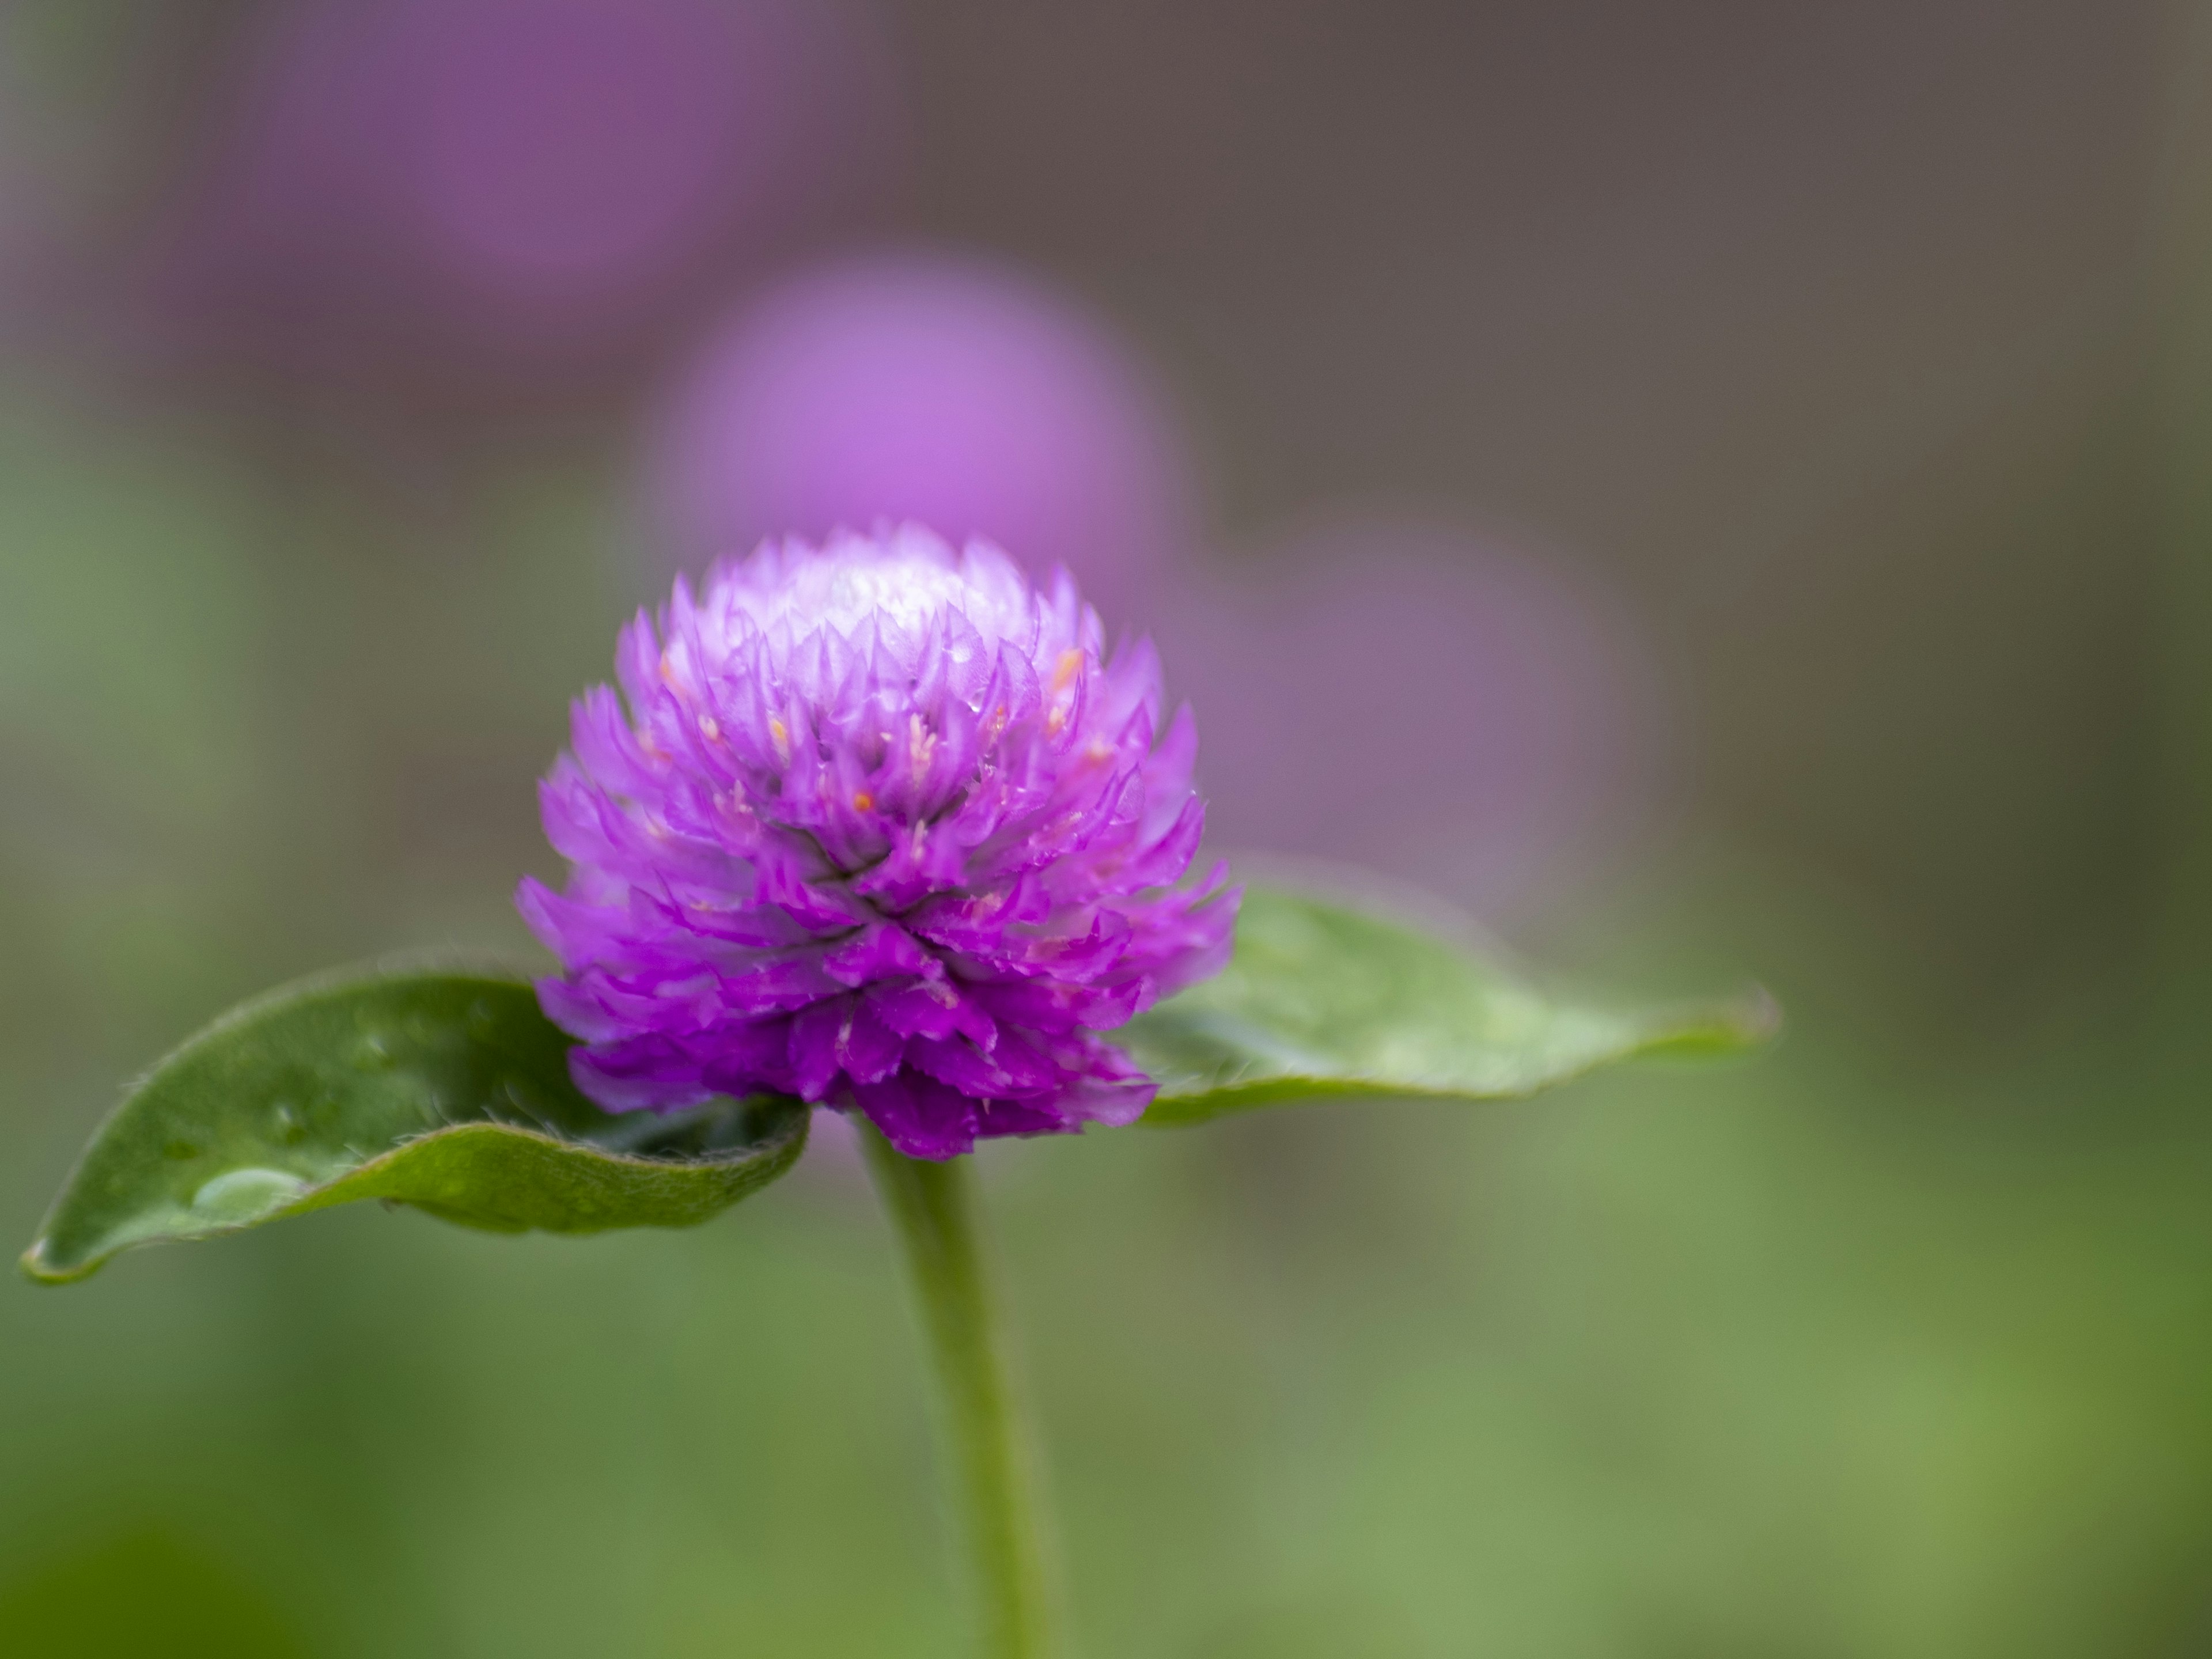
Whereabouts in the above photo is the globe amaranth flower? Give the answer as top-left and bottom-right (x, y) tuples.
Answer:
(518, 525), (1238, 1159)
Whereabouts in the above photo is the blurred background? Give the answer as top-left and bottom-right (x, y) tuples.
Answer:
(3, 2), (2210, 1653)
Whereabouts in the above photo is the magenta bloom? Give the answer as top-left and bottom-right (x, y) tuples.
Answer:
(147, 0), (897, 383)
(649, 253), (1191, 628)
(519, 527), (1237, 1158)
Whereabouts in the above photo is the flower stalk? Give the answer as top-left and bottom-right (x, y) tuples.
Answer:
(861, 1122), (1064, 1659)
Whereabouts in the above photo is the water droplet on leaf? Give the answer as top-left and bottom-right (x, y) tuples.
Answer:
(191, 1167), (309, 1221)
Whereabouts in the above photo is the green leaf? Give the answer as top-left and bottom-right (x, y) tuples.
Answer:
(1121, 884), (1774, 1127)
(21, 962), (808, 1284)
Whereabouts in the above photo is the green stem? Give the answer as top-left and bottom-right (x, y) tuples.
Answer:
(860, 1124), (1065, 1659)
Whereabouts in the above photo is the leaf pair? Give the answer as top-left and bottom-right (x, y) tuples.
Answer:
(21, 886), (1772, 1283)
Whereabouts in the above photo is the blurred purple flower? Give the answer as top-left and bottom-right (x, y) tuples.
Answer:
(520, 527), (1237, 1160)
(148, 0), (896, 380)
(647, 252), (1192, 626)
(1156, 516), (1663, 925)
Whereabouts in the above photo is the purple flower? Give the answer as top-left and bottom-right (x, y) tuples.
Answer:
(648, 253), (1192, 629)
(519, 527), (1237, 1159)
(144, 0), (898, 385)
(1153, 514), (1661, 926)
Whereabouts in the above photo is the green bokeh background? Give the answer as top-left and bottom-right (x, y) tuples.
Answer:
(6, 3), (2212, 1654)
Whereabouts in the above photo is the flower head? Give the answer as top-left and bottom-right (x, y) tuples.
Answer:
(519, 526), (1237, 1158)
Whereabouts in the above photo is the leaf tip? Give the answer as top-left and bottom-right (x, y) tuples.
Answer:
(1646, 984), (1782, 1058)
(17, 1235), (89, 1286)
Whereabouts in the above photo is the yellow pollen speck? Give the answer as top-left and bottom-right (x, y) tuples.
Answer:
(769, 716), (790, 763)
(658, 652), (677, 688)
(853, 790), (874, 811)
(699, 715), (720, 741)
